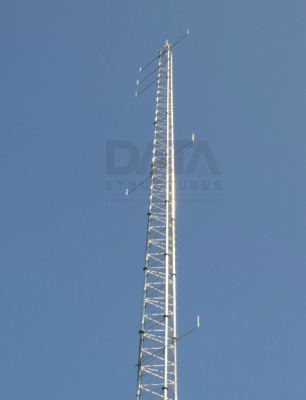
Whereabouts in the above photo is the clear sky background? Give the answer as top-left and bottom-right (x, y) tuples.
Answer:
(1, 1), (306, 399)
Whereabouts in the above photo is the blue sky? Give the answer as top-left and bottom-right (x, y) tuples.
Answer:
(1, 1), (306, 399)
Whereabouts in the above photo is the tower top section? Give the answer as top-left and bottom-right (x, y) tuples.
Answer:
(135, 29), (189, 98)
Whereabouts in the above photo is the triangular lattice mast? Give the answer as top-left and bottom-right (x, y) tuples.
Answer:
(136, 40), (177, 400)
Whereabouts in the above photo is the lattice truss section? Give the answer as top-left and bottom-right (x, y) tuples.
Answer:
(136, 43), (177, 400)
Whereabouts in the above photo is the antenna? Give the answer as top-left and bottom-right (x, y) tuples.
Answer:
(126, 133), (195, 196)
(175, 315), (200, 342)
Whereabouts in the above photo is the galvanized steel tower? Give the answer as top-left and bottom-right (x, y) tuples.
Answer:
(135, 39), (178, 400)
